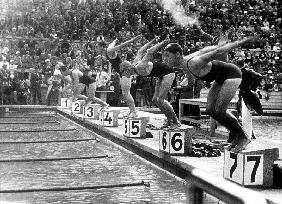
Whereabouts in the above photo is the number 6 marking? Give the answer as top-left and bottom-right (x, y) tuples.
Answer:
(246, 156), (261, 183)
(171, 133), (182, 151)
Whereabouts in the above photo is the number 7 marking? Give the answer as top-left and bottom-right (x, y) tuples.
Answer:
(230, 152), (238, 178)
(246, 156), (261, 183)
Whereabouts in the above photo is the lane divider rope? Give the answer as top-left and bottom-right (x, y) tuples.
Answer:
(0, 121), (60, 125)
(0, 181), (150, 193)
(0, 128), (78, 133)
(0, 115), (57, 118)
(0, 155), (109, 163)
(0, 138), (97, 144)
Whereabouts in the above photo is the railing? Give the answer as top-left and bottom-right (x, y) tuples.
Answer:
(187, 169), (268, 204)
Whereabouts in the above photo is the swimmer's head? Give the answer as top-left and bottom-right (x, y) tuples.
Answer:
(163, 43), (183, 67)
(59, 66), (68, 76)
(164, 43), (183, 55)
(120, 60), (135, 76)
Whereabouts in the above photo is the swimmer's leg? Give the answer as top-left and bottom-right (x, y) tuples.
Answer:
(120, 75), (137, 117)
(155, 73), (181, 129)
(206, 79), (251, 152)
(86, 82), (109, 108)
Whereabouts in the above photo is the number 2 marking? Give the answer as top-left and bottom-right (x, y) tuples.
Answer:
(74, 103), (79, 111)
(246, 156), (261, 183)
(230, 152), (238, 178)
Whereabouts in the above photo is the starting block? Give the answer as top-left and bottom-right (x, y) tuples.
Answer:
(123, 117), (149, 138)
(159, 127), (193, 155)
(71, 100), (85, 114)
(83, 104), (100, 120)
(99, 109), (120, 127)
(223, 145), (279, 187)
(60, 98), (71, 109)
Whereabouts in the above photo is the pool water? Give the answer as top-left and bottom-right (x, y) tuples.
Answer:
(0, 111), (192, 204)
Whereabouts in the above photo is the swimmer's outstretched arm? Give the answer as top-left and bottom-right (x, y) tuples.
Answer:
(214, 36), (256, 56)
(141, 38), (169, 61)
(196, 25), (214, 42)
(132, 39), (156, 64)
(147, 38), (169, 54)
(107, 35), (142, 53)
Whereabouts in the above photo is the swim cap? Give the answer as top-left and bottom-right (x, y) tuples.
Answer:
(164, 43), (183, 54)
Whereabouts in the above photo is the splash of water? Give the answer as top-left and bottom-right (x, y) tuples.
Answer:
(159, 0), (199, 27)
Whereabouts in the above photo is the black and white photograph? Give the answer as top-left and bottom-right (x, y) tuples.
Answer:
(0, 0), (281, 203)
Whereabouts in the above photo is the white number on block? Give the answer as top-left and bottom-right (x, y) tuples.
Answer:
(170, 132), (184, 154)
(72, 102), (81, 113)
(160, 131), (169, 152)
(85, 106), (94, 118)
(244, 155), (263, 185)
(224, 150), (244, 184)
(61, 98), (69, 108)
(102, 112), (114, 126)
(130, 120), (140, 137)
(123, 119), (129, 136)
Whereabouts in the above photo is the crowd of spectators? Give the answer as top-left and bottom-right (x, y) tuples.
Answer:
(0, 0), (281, 106)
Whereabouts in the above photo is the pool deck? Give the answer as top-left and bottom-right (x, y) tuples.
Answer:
(1, 105), (282, 204)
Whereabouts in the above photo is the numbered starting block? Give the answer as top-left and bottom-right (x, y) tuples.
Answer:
(123, 117), (149, 138)
(83, 104), (100, 120)
(71, 100), (85, 114)
(223, 145), (279, 187)
(159, 127), (192, 156)
(99, 109), (120, 127)
(60, 98), (71, 109)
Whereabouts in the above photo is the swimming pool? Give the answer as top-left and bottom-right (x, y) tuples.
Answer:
(0, 111), (193, 204)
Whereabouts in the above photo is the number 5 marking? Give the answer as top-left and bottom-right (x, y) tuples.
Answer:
(131, 121), (140, 135)
(230, 152), (238, 178)
(246, 156), (261, 183)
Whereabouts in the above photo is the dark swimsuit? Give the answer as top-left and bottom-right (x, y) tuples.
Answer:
(71, 70), (95, 86)
(187, 60), (242, 85)
(148, 62), (174, 79)
(107, 54), (122, 75)
(79, 74), (96, 86)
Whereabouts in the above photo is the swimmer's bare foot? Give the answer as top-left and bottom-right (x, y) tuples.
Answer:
(168, 122), (182, 130)
(161, 121), (172, 129)
(233, 137), (251, 153)
(100, 104), (109, 112)
(84, 100), (92, 107)
(226, 134), (238, 151)
(127, 111), (138, 118)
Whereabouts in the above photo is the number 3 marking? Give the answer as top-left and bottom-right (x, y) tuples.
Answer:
(87, 107), (94, 117)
